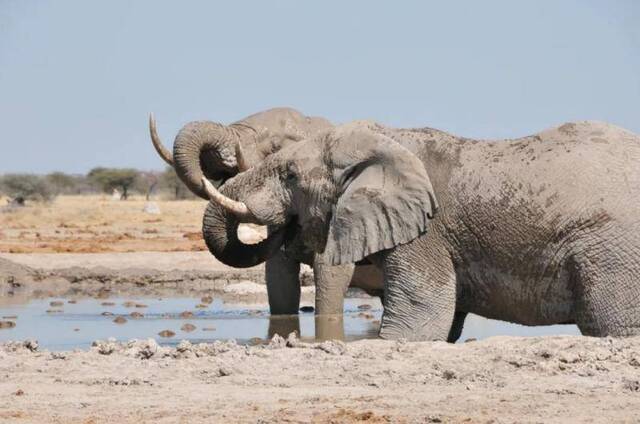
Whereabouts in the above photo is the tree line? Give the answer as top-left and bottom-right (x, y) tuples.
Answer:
(0, 167), (196, 202)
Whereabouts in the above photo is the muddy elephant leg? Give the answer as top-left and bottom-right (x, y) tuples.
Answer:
(572, 245), (640, 337)
(447, 311), (467, 343)
(378, 237), (456, 341)
(313, 253), (355, 340)
(265, 250), (301, 315)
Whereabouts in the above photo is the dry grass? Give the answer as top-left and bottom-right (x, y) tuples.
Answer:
(0, 195), (208, 253)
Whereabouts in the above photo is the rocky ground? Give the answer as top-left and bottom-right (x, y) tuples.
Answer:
(1, 334), (640, 423)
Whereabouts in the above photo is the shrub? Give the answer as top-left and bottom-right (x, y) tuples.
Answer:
(87, 167), (140, 200)
(159, 166), (196, 200)
(0, 174), (56, 202)
(45, 172), (90, 195)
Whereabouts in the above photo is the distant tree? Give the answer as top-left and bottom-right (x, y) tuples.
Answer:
(0, 174), (56, 202)
(87, 167), (140, 200)
(159, 166), (196, 200)
(45, 172), (88, 195)
(135, 171), (161, 200)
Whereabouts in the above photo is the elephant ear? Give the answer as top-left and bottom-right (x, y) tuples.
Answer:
(323, 128), (438, 266)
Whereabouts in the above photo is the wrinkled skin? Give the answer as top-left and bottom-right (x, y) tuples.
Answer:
(150, 108), (375, 322)
(203, 120), (640, 341)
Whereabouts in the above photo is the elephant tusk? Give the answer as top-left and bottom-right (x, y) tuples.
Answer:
(235, 142), (250, 172)
(149, 113), (174, 166)
(201, 177), (254, 220)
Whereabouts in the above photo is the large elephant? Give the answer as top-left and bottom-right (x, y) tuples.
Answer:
(149, 108), (378, 322)
(200, 120), (640, 341)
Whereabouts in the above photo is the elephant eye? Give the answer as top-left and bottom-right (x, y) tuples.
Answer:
(284, 163), (297, 183)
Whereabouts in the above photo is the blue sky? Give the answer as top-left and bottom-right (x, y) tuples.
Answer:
(0, 0), (638, 173)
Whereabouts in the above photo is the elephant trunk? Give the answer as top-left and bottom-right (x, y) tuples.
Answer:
(202, 181), (284, 268)
(149, 114), (257, 199)
(173, 121), (245, 199)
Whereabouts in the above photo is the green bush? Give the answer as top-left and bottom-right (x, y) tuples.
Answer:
(87, 167), (140, 200)
(0, 174), (56, 202)
(45, 172), (90, 195)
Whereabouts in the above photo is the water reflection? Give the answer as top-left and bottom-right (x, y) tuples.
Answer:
(0, 297), (381, 350)
(0, 296), (581, 351)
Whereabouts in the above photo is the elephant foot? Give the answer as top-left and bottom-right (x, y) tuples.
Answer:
(268, 315), (300, 339)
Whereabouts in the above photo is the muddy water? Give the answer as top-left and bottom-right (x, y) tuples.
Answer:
(0, 297), (580, 350)
(0, 297), (382, 350)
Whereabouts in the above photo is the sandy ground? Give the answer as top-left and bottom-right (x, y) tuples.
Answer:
(0, 253), (318, 305)
(1, 251), (247, 272)
(1, 335), (640, 423)
(0, 195), (207, 253)
(0, 195), (269, 254)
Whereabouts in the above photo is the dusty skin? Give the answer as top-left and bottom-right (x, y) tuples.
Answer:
(2, 196), (640, 422)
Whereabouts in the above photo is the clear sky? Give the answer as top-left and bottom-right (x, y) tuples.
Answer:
(1, 0), (638, 174)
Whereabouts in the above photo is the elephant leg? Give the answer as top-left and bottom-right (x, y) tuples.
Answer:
(268, 314), (301, 339)
(378, 236), (456, 341)
(313, 253), (355, 340)
(572, 244), (640, 337)
(446, 311), (467, 343)
(265, 250), (301, 315)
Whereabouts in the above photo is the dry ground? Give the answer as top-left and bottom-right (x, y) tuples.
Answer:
(1, 195), (229, 253)
(1, 335), (640, 423)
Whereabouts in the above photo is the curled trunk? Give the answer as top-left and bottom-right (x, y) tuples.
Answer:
(172, 122), (250, 199)
(202, 184), (284, 268)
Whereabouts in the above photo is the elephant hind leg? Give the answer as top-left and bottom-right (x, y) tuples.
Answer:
(571, 242), (640, 337)
(447, 311), (468, 343)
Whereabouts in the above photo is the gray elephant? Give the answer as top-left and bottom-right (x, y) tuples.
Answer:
(200, 120), (640, 341)
(149, 107), (377, 322)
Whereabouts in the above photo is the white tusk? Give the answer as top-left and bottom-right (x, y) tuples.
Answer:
(201, 177), (253, 219)
(149, 113), (174, 166)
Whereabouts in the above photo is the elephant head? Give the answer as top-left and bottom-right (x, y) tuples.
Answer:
(149, 107), (332, 199)
(200, 125), (439, 269)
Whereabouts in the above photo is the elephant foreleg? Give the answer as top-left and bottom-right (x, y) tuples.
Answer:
(378, 236), (456, 341)
(313, 253), (355, 340)
(268, 314), (301, 339)
(265, 250), (301, 315)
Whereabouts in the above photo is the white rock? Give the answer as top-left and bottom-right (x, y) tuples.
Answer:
(143, 202), (161, 214)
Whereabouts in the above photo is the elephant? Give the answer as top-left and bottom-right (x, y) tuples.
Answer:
(149, 107), (380, 326)
(199, 119), (640, 341)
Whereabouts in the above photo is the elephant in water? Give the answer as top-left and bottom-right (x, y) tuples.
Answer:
(200, 120), (640, 341)
(149, 108), (381, 330)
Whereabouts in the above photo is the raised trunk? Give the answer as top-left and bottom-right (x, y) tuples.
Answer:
(202, 183), (284, 268)
(171, 122), (256, 200)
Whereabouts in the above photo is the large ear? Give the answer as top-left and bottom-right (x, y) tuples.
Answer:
(322, 128), (438, 266)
